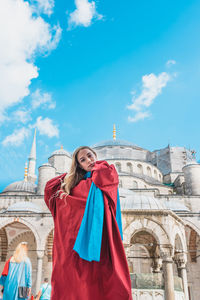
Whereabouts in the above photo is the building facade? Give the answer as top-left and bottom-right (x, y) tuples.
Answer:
(0, 131), (200, 300)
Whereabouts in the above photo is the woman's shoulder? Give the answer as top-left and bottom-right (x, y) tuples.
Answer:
(92, 160), (116, 172)
(45, 173), (66, 187)
(45, 173), (67, 193)
(92, 160), (117, 174)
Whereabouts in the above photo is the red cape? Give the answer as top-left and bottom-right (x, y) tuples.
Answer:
(44, 161), (132, 300)
(1, 258), (11, 276)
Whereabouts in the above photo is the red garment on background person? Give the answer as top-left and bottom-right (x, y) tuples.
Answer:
(44, 161), (132, 300)
(1, 258), (11, 276)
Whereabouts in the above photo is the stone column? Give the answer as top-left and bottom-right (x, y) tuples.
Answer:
(176, 257), (189, 300)
(35, 250), (44, 293)
(162, 252), (175, 300)
(152, 257), (162, 273)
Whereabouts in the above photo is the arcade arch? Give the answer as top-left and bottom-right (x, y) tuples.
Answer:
(123, 218), (170, 247)
(0, 227), (8, 261)
(129, 230), (159, 274)
(41, 229), (54, 281)
(0, 221), (38, 291)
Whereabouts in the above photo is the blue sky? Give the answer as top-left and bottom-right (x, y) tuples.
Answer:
(0, 0), (200, 191)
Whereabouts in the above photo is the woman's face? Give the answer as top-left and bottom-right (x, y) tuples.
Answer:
(77, 148), (96, 172)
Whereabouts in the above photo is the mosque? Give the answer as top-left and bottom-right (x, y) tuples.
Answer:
(0, 126), (200, 300)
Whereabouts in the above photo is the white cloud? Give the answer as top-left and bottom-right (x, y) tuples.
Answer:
(128, 111), (151, 123)
(68, 0), (103, 28)
(34, 116), (59, 137)
(166, 60), (176, 67)
(2, 127), (30, 146)
(127, 72), (171, 122)
(13, 109), (32, 124)
(0, 0), (61, 123)
(31, 89), (56, 109)
(32, 0), (55, 16)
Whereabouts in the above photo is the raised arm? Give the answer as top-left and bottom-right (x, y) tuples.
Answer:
(91, 161), (119, 211)
(44, 174), (66, 217)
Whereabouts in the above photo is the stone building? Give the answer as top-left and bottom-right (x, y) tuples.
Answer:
(0, 129), (200, 300)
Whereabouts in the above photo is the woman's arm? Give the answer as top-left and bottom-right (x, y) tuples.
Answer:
(44, 174), (66, 217)
(92, 161), (119, 189)
(91, 160), (119, 211)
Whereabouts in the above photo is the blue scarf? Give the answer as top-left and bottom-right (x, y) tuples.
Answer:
(73, 172), (123, 262)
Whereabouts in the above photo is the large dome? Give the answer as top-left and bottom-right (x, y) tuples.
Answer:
(92, 139), (141, 149)
(119, 188), (165, 210)
(92, 139), (149, 161)
(2, 180), (37, 194)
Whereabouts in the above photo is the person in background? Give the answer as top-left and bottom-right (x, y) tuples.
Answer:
(0, 241), (32, 300)
(36, 278), (51, 300)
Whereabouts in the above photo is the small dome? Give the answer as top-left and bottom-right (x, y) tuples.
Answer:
(2, 180), (36, 194)
(119, 188), (165, 210)
(6, 202), (43, 213)
(49, 148), (71, 158)
(92, 139), (140, 149)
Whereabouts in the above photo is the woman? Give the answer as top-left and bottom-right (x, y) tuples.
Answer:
(44, 146), (132, 300)
(0, 242), (32, 300)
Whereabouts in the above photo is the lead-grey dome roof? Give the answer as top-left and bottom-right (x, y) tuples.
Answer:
(119, 188), (165, 210)
(39, 163), (55, 168)
(92, 139), (141, 148)
(165, 200), (189, 212)
(49, 148), (71, 158)
(6, 202), (43, 213)
(2, 180), (37, 193)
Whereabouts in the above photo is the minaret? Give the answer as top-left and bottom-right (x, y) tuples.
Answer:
(113, 124), (116, 140)
(28, 129), (37, 184)
(24, 162), (28, 182)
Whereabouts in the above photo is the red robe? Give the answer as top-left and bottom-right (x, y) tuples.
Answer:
(44, 161), (132, 300)
(1, 257), (11, 276)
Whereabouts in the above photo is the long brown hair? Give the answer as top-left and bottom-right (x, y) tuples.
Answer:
(62, 146), (97, 195)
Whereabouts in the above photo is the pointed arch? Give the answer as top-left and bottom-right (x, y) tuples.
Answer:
(0, 217), (40, 251)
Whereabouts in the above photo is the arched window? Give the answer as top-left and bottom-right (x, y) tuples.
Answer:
(127, 162), (133, 174)
(115, 162), (121, 172)
(147, 166), (152, 177)
(137, 164), (143, 174)
(119, 180), (122, 188)
(159, 174), (162, 181)
(133, 181), (138, 188)
(153, 169), (158, 179)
